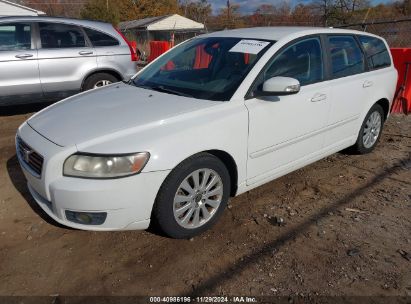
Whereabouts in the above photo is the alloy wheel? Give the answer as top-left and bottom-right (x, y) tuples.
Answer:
(362, 111), (382, 149)
(93, 80), (112, 88)
(173, 168), (223, 229)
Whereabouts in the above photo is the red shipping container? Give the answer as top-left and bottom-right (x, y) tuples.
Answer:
(390, 48), (411, 114)
(193, 45), (212, 69)
(148, 41), (170, 63)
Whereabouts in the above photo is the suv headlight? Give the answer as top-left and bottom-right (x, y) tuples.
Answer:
(63, 152), (150, 178)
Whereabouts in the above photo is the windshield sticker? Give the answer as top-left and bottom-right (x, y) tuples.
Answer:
(229, 40), (270, 54)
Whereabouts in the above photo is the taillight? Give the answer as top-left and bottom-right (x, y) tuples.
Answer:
(115, 27), (138, 62)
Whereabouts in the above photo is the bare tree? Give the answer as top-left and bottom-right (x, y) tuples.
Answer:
(183, 0), (212, 25)
(312, 0), (336, 26)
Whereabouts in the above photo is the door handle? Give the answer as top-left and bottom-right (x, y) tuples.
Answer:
(15, 54), (33, 59)
(79, 51), (94, 55)
(363, 80), (373, 88)
(310, 93), (327, 102)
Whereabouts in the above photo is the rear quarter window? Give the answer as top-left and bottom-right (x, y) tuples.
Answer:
(83, 27), (119, 47)
(358, 35), (391, 69)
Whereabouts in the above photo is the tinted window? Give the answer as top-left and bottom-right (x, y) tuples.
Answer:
(256, 37), (323, 88)
(39, 22), (86, 49)
(328, 36), (365, 78)
(358, 35), (391, 69)
(0, 23), (31, 51)
(83, 27), (119, 47)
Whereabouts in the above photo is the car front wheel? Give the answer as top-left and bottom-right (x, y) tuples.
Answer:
(152, 153), (231, 239)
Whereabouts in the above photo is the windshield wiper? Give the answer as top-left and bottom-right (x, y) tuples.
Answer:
(149, 85), (194, 98)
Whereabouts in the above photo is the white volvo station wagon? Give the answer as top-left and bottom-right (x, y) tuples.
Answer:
(16, 27), (397, 238)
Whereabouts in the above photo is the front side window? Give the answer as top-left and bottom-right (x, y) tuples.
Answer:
(254, 37), (324, 92)
(328, 35), (365, 78)
(132, 37), (273, 101)
(358, 35), (391, 69)
(0, 23), (32, 51)
(39, 22), (86, 49)
(83, 27), (119, 47)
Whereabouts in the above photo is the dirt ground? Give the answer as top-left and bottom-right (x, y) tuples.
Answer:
(0, 103), (410, 299)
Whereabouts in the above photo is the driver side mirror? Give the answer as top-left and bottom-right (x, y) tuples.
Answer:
(255, 76), (300, 97)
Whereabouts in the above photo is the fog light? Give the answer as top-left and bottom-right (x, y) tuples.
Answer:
(76, 213), (92, 224)
(65, 211), (107, 225)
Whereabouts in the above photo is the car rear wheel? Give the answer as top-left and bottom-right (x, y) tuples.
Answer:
(152, 153), (231, 239)
(82, 73), (119, 91)
(351, 104), (385, 154)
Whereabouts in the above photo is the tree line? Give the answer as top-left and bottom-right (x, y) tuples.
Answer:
(19, 0), (411, 27)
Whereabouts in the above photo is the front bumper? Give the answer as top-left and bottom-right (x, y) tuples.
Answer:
(17, 122), (170, 231)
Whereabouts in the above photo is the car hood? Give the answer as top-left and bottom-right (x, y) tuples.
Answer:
(28, 83), (220, 147)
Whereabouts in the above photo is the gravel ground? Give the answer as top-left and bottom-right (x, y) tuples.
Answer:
(0, 104), (410, 299)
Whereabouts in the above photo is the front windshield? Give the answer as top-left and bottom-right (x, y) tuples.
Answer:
(132, 37), (274, 101)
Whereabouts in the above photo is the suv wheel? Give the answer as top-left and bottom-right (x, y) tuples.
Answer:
(153, 153), (231, 239)
(83, 73), (119, 91)
(351, 104), (385, 154)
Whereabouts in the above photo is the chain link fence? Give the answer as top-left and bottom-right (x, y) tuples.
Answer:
(207, 18), (411, 48)
(338, 18), (411, 48)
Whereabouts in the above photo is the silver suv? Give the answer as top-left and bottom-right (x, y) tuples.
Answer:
(0, 16), (138, 106)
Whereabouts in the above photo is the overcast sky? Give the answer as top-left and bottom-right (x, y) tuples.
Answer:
(208, 0), (393, 14)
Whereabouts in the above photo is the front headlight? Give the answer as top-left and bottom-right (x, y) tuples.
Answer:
(63, 152), (150, 178)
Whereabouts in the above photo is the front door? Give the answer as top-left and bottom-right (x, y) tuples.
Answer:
(246, 37), (330, 185)
(0, 22), (42, 105)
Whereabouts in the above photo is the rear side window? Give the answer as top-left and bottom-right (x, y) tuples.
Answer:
(0, 23), (31, 51)
(39, 22), (86, 49)
(358, 35), (391, 69)
(83, 27), (119, 47)
(328, 35), (365, 78)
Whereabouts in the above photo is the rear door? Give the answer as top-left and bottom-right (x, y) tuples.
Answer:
(323, 35), (368, 148)
(0, 22), (42, 105)
(83, 26), (136, 81)
(36, 22), (97, 99)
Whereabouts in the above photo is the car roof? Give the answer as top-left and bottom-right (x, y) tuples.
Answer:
(0, 16), (110, 27)
(202, 26), (378, 41)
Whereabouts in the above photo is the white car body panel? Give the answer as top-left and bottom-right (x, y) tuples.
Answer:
(16, 27), (398, 231)
(27, 83), (222, 147)
(245, 82), (331, 184)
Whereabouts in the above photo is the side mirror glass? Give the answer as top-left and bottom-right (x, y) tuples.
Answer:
(255, 76), (300, 97)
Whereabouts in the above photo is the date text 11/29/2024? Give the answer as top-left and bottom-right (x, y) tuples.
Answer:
(149, 296), (258, 303)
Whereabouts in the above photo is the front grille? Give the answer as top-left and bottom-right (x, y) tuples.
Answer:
(16, 137), (44, 177)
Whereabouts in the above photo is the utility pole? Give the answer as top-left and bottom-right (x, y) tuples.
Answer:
(184, 0), (188, 17)
(227, 0), (231, 28)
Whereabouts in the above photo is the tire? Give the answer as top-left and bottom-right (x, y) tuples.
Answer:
(82, 73), (119, 91)
(351, 104), (385, 154)
(152, 153), (231, 239)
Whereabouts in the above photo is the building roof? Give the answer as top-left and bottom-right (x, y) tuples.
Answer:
(0, 0), (45, 16)
(119, 14), (204, 32)
(119, 15), (168, 30)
